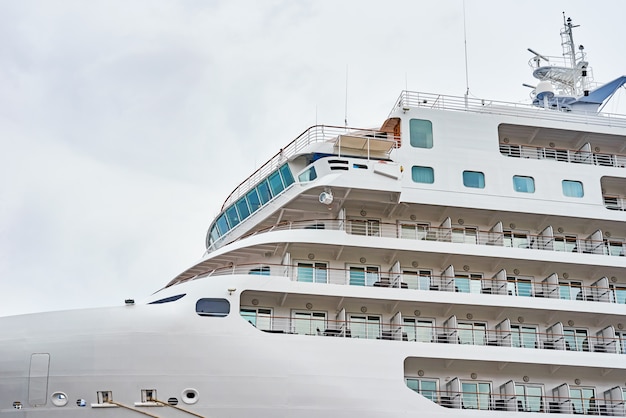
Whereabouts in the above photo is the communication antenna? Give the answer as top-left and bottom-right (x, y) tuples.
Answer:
(463, 0), (470, 107)
(344, 65), (349, 128)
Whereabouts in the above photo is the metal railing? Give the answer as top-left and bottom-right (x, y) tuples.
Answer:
(393, 90), (626, 129)
(239, 218), (626, 258)
(221, 125), (399, 209)
(499, 143), (626, 168)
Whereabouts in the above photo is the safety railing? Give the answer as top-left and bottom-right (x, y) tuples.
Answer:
(499, 143), (626, 168)
(393, 90), (626, 129)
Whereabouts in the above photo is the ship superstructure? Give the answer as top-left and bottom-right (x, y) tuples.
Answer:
(1, 16), (625, 418)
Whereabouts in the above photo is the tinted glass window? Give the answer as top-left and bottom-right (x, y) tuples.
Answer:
(196, 298), (230, 317)
(257, 180), (272, 204)
(409, 119), (433, 148)
(225, 205), (240, 228)
(562, 180), (584, 197)
(246, 188), (261, 212)
(513, 175), (535, 193)
(216, 213), (229, 235)
(411, 166), (434, 184)
(268, 171), (284, 196)
(235, 198), (251, 220)
(463, 171), (485, 188)
(279, 164), (295, 187)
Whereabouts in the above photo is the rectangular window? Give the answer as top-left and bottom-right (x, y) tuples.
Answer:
(569, 387), (595, 415)
(402, 269), (432, 290)
(403, 317), (434, 342)
(605, 240), (624, 257)
(406, 378), (439, 403)
(245, 188), (262, 213)
(454, 273), (482, 293)
(564, 328), (589, 351)
(511, 324), (538, 348)
(225, 205), (240, 228)
(463, 171), (485, 188)
(507, 276), (533, 297)
(503, 230), (530, 248)
(235, 198), (251, 221)
(461, 381), (491, 410)
(296, 262), (328, 283)
(256, 180), (272, 204)
(452, 226), (478, 244)
(292, 311), (326, 335)
(349, 219), (380, 236)
(409, 119), (433, 148)
(215, 213), (230, 235)
(279, 164), (295, 187)
(348, 314), (381, 339)
(611, 284), (626, 304)
(458, 322), (487, 345)
(553, 235), (578, 252)
(513, 175), (535, 193)
(559, 281), (583, 300)
(348, 265), (379, 286)
(297, 166), (317, 182)
(399, 222), (429, 240)
(241, 307), (272, 329)
(562, 180), (584, 197)
(267, 171), (285, 196)
(515, 383), (544, 412)
(411, 166), (434, 183)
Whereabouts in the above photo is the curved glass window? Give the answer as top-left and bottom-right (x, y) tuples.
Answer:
(268, 171), (284, 196)
(149, 294), (186, 304)
(246, 188), (261, 212)
(196, 298), (230, 317)
(280, 164), (295, 187)
(409, 119), (433, 148)
(298, 166), (317, 182)
(225, 205), (240, 228)
(257, 180), (272, 204)
(235, 197), (251, 220)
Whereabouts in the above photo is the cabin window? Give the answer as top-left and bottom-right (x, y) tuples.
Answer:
(454, 273), (482, 293)
(296, 262), (328, 283)
(515, 383), (545, 412)
(610, 284), (626, 304)
(399, 222), (429, 240)
(406, 378), (438, 402)
(461, 381), (491, 410)
(348, 265), (380, 286)
(463, 171), (485, 188)
(241, 307), (272, 329)
(409, 119), (433, 148)
(249, 266), (270, 275)
(510, 324), (538, 348)
(458, 321), (487, 345)
(348, 314), (381, 339)
(402, 269), (432, 290)
(411, 166), (434, 184)
(196, 298), (230, 317)
(507, 276), (533, 297)
(563, 328), (589, 351)
(292, 311), (327, 335)
(512, 175), (535, 193)
(403, 317), (434, 342)
(559, 280), (583, 301)
(562, 180), (584, 197)
(569, 387), (596, 415)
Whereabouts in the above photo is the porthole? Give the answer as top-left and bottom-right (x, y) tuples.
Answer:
(182, 388), (199, 405)
(51, 392), (68, 407)
(76, 399), (87, 407)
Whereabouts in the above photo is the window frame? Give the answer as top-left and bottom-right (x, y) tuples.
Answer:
(512, 175), (535, 193)
(411, 166), (435, 184)
(463, 171), (485, 189)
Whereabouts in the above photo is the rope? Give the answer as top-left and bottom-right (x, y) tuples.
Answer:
(106, 400), (161, 417)
(153, 399), (206, 418)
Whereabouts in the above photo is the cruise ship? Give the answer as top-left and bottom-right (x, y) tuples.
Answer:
(1, 16), (625, 418)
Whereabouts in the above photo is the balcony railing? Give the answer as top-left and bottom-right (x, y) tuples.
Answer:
(245, 315), (625, 355)
(241, 219), (625, 258)
(499, 143), (626, 168)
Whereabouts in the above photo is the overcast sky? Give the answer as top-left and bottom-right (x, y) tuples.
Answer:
(2, 0), (626, 317)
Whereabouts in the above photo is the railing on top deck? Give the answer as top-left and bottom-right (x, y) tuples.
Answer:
(221, 125), (399, 210)
(393, 90), (626, 129)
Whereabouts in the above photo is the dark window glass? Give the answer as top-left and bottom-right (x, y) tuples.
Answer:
(149, 294), (186, 304)
(196, 298), (230, 317)
(246, 188), (261, 213)
(235, 198), (251, 220)
(268, 171), (285, 196)
(249, 266), (271, 276)
(225, 205), (240, 228)
(279, 164), (295, 187)
(257, 180), (272, 204)
(216, 213), (229, 235)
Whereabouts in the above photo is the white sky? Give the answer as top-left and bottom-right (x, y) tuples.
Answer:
(2, 0), (626, 317)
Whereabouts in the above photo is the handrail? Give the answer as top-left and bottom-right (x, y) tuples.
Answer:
(499, 143), (626, 168)
(246, 314), (624, 354)
(392, 90), (626, 129)
(221, 125), (399, 210)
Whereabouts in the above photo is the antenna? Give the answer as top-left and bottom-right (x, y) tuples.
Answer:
(463, 0), (470, 107)
(344, 65), (348, 128)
